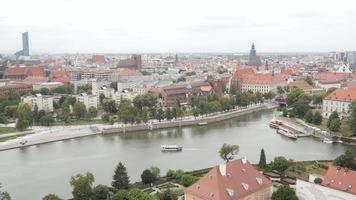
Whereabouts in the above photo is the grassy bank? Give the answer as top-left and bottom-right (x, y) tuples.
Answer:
(0, 127), (16, 134)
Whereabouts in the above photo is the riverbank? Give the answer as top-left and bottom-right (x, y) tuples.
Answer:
(0, 103), (277, 151)
(102, 103), (278, 134)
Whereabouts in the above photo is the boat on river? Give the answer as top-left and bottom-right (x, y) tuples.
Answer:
(269, 122), (280, 129)
(161, 145), (183, 152)
(323, 138), (334, 144)
(198, 122), (208, 126)
(277, 128), (297, 139)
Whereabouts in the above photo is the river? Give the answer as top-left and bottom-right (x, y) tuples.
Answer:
(0, 110), (350, 199)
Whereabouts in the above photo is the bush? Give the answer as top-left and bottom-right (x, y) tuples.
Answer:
(141, 169), (156, 184)
(314, 177), (323, 184)
(180, 174), (198, 187)
(270, 156), (291, 172)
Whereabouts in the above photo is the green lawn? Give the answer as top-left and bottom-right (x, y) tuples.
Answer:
(0, 135), (18, 142)
(0, 127), (16, 134)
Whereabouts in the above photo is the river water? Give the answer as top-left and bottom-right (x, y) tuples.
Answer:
(0, 110), (350, 199)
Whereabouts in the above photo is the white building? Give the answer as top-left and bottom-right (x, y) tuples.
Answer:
(75, 93), (98, 109)
(322, 87), (356, 118)
(239, 74), (286, 94)
(22, 94), (54, 112)
(33, 82), (64, 91)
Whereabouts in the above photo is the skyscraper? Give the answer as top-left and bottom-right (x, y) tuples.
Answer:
(15, 32), (30, 58)
(248, 43), (262, 67)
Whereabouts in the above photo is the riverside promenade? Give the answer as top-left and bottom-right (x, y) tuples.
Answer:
(0, 103), (277, 151)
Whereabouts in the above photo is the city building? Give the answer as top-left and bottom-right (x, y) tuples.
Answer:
(157, 82), (213, 107)
(117, 54), (142, 70)
(75, 93), (99, 109)
(287, 80), (324, 95)
(22, 94), (54, 112)
(248, 43), (262, 67)
(15, 32), (30, 58)
(296, 166), (356, 200)
(0, 82), (33, 95)
(185, 158), (273, 200)
(322, 87), (356, 118)
(33, 82), (64, 91)
(3, 66), (45, 80)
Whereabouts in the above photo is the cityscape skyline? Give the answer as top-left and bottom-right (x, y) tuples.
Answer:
(0, 0), (356, 54)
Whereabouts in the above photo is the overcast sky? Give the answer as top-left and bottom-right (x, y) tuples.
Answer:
(0, 0), (355, 54)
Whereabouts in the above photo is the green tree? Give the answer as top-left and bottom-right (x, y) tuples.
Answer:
(286, 88), (304, 106)
(70, 172), (95, 200)
(117, 100), (135, 124)
(329, 118), (341, 132)
(0, 183), (11, 200)
(112, 189), (157, 200)
(165, 108), (173, 120)
(157, 188), (177, 200)
(218, 143), (239, 162)
(73, 102), (87, 118)
(133, 93), (157, 110)
(271, 185), (298, 200)
(270, 156), (291, 172)
(156, 108), (164, 122)
(93, 184), (110, 200)
(42, 194), (62, 200)
(110, 81), (118, 91)
(60, 106), (71, 123)
(141, 107), (150, 123)
(313, 95), (323, 105)
(304, 76), (314, 86)
(304, 110), (313, 123)
(16, 103), (32, 131)
(192, 107), (200, 118)
(53, 86), (69, 94)
(333, 149), (356, 170)
(327, 111), (339, 128)
(180, 174), (198, 187)
(88, 106), (97, 120)
(141, 169), (156, 184)
(102, 99), (117, 114)
(312, 111), (322, 125)
(40, 114), (54, 126)
(112, 162), (130, 190)
(348, 101), (356, 133)
(150, 166), (160, 180)
(258, 148), (267, 169)
(277, 86), (284, 95)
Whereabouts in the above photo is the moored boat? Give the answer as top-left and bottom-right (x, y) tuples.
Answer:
(323, 138), (334, 144)
(277, 128), (297, 139)
(269, 122), (280, 129)
(161, 145), (183, 152)
(198, 122), (208, 126)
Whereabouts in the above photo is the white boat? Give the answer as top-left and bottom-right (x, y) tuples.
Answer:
(198, 122), (208, 126)
(323, 138), (334, 144)
(277, 128), (297, 139)
(161, 145), (183, 152)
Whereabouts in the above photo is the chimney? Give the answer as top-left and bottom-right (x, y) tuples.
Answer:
(219, 163), (227, 176)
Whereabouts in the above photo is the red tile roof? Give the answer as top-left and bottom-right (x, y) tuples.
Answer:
(233, 67), (255, 78)
(287, 80), (312, 90)
(185, 158), (272, 200)
(23, 76), (48, 84)
(240, 74), (285, 85)
(324, 87), (356, 102)
(4, 66), (45, 77)
(313, 72), (356, 84)
(322, 165), (356, 195)
(92, 55), (106, 63)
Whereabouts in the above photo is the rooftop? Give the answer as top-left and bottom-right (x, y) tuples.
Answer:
(185, 158), (272, 200)
(322, 165), (356, 195)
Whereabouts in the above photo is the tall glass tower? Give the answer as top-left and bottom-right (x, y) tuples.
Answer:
(22, 32), (29, 56)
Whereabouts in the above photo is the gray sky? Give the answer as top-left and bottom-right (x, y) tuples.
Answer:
(0, 0), (355, 54)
